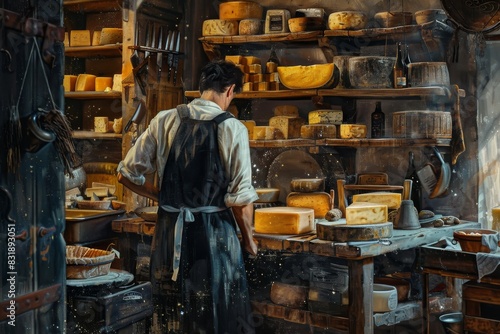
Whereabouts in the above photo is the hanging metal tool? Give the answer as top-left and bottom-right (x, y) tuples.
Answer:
(124, 100), (146, 132)
(167, 31), (177, 82)
(156, 26), (163, 83)
(130, 20), (140, 69)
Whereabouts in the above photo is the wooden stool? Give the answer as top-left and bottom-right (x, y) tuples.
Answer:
(462, 281), (500, 333)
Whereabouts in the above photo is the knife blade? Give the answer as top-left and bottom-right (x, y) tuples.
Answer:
(167, 31), (177, 82)
(130, 20), (140, 68)
(172, 31), (181, 86)
(156, 26), (163, 83)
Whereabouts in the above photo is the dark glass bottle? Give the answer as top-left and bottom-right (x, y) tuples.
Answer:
(393, 42), (407, 88)
(268, 45), (280, 66)
(405, 151), (422, 212)
(371, 102), (385, 138)
(404, 44), (411, 87)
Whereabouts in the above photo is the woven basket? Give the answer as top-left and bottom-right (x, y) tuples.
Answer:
(66, 245), (115, 279)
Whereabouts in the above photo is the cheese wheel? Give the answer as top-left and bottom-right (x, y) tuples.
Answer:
(70, 30), (91, 47)
(75, 74), (96, 91)
(254, 207), (314, 234)
(408, 62), (450, 87)
(239, 19), (262, 35)
(346, 202), (388, 225)
(300, 124), (337, 139)
(274, 105), (299, 117)
(63, 75), (77, 92)
(352, 192), (402, 210)
(308, 110), (343, 125)
(202, 19), (239, 36)
(340, 124), (367, 138)
(252, 126), (284, 140)
(255, 188), (280, 203)
(286, 192), (331, 219)
(278, 63), (335, 89)
(392, 111), (452, 139)
(240, 120), (256, 138)
(290, 179), (325, 193)
(328, 11), (368, 30)
(348, 56), (395, 89)
(95, 77), (113, 91)
(112, 74), (122, 91)
(99, 28), (123, 45)
(269, 116), (305, 139)
(92, 31), (102, 46)
(219, 1), (263, 20)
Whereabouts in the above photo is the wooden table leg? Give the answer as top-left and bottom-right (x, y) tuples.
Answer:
(348, 258), (374, 334)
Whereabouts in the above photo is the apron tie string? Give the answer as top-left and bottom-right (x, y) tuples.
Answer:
(161, 205), (227, 281)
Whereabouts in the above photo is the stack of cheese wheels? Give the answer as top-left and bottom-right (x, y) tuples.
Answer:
(277, 63), (336, 89)
(301, 109), (342, 139)
(226, 54), (279, 92)
(286, 178), (330, 219)
(203, 1), (263, 36)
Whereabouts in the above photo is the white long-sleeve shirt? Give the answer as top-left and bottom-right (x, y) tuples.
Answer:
(117, 98), (258, 207)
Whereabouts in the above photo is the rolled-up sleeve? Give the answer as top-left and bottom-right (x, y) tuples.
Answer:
(221, 119), (259, 207)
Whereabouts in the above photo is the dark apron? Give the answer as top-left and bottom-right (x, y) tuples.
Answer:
(150, 104), (255, 334)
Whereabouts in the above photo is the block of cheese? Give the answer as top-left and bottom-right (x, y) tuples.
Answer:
(300, 124), (337, 139)
(99, 28), (123, 45)
(241, 56), (261, 65)
(63, 75), (78, 92)
(94, 117), (109, 133)
(251, 74), (265, 83)
(64, 32), (70, 47)
(75, 74), (96, 91)
(247, 63), (262, 74)
(254, 207), (314, 234)
(269, 116), (305, 139)
(268, 82), (280, 90)
(308, 110), (343, 125)
(345, 202), (388, 225)
(274, 105), (299, 117)
(340, 124), (367, 138)
(95, 77), (113, 91)
(112, 74), (122, 91)
(236, 64), (248, 73)
(266, 72), (280, 82)
(225, 55), (243, 64)
(266, 61), (278, 73)
(202, 19), (239, 36)
(240, 120), (256, 138)
(70, 30), (91, 47)
(286, 192), (330, 219)
(352, 192), (402, 210)
(92, 30), (102, 46)
(256, 82), (269, 91)
(242, 82), (253, 91)
(243, 73), (251, 82)
(252, 126), (285, 140)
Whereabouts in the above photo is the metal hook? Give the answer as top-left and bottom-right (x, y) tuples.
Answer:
(0, 48), (13, 72)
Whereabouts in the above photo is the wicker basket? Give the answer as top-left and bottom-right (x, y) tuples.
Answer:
(66, 245), (115, 279)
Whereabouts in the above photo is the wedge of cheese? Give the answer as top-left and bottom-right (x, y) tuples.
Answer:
(240, 120), (256, 138)
(286, 192), (330, 219)
(278, 63), (335, 89)
(308, 110), (343, 125)
(63, 75), (77, 92)
(70, 30), (91, 47)
(252, 126), (284, 140)
(340, 124), (367, 138)
(352, 192), (402, 210)
(274, 105), (299, 117)
(95, 77), (113, 91)
(254, 207), (314, 235)
(300, 124), (337, 139)
(75, 74), (96, 91)
(345, 202), (388, 225)
(99, 28), (123, 45)
(269, 116), (305, 139)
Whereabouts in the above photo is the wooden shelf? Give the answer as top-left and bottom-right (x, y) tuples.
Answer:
(185, 89), (318, 99)
(72, 131), (122, 140)
(318, 86), (452, 99)
(63, 0), (121, 12)
(65, 91), (121, 99)
(65, 44), (122, 58)
(199, 31), (322, 44)
(323, 138), (452, 148)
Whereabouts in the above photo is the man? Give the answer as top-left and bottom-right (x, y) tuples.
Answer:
(117, 60), (258, 333)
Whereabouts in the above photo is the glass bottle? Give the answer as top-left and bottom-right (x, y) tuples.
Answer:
(405, 151), (422, 212)
(404, 44), (411, 87)
(371, 101), (385, 138)
(393, 42), (407, 88)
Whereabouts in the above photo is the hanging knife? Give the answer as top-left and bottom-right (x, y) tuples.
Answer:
(130, 20), (140, 68)
(124, 100), (146, 132)
(167, 31), (177, 82)
(172, 31), (181, 86)
(156, 26), (163, 83)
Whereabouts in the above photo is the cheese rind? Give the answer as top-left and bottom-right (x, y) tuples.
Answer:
(308, 110), (343, 125)
(340, 124), (367, 138)
(70, 30), (91, 47)
(345, 202), (388, 225)
(252, 126), (284, 140)
(63, 75), (78, 92)
(269, 116), (305, 139)
(286, 192), (330, 219)
(352, 192), (402, 210)
(300, 124), (337, 139)
(254, 207), (314, 234)
(75, 74), (96, 91)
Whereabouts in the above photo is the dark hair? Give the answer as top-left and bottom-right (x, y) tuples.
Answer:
(199, 60), (244, 94)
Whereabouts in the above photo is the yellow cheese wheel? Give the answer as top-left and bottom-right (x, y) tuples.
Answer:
(202, 19), (239, 36)
(63, 75), (77, 92)
(99, 28), (123, 45)
(286, 192), (331, 219)
(278, 63), (335, 89)
(239, 19), (262, 35)
(269, 116), (305, 139)
(346, 202), (388, 225)
(219, 1), (263, 20)
(352, 192), (402, 210)
(70, 30), (91, 47)
(255, 188), (280, 203)
(254, 207), (314, 235)
(340, 124), (367, 138)
(95, 77), (113, 92)
(328, 11), (368, 30)
(75, 74), (96, 91)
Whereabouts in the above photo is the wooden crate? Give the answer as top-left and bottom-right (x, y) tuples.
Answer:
(462, 281), (500, 333)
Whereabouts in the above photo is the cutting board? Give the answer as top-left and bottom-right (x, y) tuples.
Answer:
(316, 221), (393, 242)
